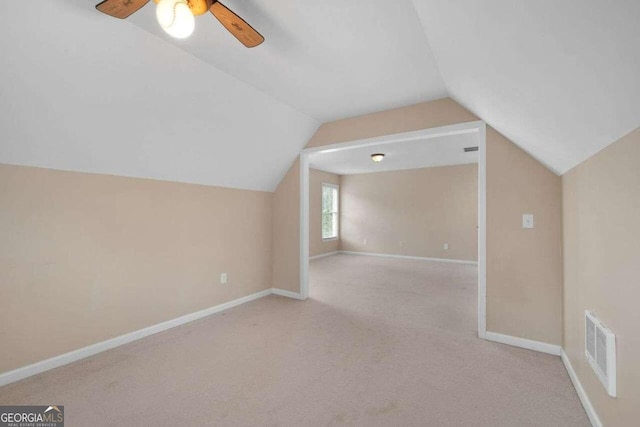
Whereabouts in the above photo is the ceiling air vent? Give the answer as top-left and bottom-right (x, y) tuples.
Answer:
(464, 146), (479, 152)
(585, 310), (617, 397)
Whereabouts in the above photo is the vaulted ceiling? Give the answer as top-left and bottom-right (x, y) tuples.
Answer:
(412, 0), (640, 174)
(1, 0), (638, 191)
(128, 0), (448, 122)
(0, 0), (319, 192)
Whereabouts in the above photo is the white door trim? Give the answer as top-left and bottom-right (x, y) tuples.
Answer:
(477, 122), (487, 338)
(299, 120), (487, 338)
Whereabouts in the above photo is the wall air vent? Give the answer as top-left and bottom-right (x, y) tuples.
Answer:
(585, 310), (617, 397)
(463, 146), (479, 152)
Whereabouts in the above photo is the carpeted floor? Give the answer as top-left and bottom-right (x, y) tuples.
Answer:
(0, 254), (589, 426)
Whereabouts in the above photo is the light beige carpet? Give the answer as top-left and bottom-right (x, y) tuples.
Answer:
(0, 254), (589, 426)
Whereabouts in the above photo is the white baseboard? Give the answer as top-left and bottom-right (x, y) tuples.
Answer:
(0, 288), (273, 387)
(339, 250), (477, 265)
(561, 350), (602, 427)
(484, 331), (562, 356)
(309, 251), (339, 260)
(272, 288), (306, 300)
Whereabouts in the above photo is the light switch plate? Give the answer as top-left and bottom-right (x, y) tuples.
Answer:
(522, 214), (534, 229)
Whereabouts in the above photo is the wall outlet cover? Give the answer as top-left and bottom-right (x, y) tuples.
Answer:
(522, 214), (534, 229)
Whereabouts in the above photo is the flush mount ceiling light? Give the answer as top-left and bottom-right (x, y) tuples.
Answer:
(95, 0), (264, 47)
(370, 153), (385, 162)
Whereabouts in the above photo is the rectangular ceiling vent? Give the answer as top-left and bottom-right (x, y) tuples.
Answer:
(585, 310), (616, 397)
(463, 146), (479, 152)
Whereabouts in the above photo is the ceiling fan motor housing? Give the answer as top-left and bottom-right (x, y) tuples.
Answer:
(153, 0), (213, 16)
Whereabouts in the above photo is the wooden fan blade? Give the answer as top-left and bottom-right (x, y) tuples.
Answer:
(210, 1), (264, 48)
(96, 0), (149, 19)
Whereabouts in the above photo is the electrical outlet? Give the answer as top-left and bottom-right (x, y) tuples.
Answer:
(444, 243), (449, 250)
(522, 214), (534, 229)
(220, 273), (228, 284)
(399, 241), (404, 247)
(363, 239), (367, 245)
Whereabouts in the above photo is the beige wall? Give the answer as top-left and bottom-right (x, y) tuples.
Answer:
(0, 164), (273, 374)
(562, 128), (640, 426)
(306, 98), (478, 148)
(309, 168), (341, 257)
(485, 129), (563, 345)
(272, 98), (564, 348)
(340, 165), (478, 261)
(272, 160), (300, 292)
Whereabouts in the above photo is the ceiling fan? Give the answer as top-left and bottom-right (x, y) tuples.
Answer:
(95, 0), (264, 47)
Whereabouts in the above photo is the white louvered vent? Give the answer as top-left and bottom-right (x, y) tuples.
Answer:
(585, 311), (616, 397)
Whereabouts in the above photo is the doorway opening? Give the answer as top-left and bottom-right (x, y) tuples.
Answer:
(299, 121), (487, 338)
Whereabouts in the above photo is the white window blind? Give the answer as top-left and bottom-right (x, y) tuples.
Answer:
(322, 184), (338, 240)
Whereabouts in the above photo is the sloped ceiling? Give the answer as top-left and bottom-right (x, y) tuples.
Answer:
(412, 0), (640, 174)
(126, 0), (448, 121)
(1, 1), (638, 191)
(0, 1), (318, 192)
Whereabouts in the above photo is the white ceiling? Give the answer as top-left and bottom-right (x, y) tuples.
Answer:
(309, 133), (478, 176)
(127, 0), (448, 122)
(0, 1), (318, 192)
(412, 0), (640, 174)
(1, 0), (638, 192)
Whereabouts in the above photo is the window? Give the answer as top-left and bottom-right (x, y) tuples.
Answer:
(322, 184), (339, 240)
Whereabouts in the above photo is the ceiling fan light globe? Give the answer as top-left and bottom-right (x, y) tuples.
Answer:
(156, 0), (195, 39)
